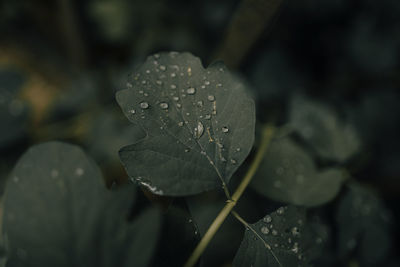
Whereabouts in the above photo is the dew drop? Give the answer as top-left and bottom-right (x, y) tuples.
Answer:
(204, 81), (210, 85)
(140, 102), (149, 109)
(277, 207), (285, 215)
(207, 95), (215, 101)
(194, 122), (204, 139)
(291, 227), (300, 236)
(236, 148), (241, 152)
(197, 101), (203, 107)
(173, 96), (179, 101)
(170, 73), (176, 77)
(221, 126), (229, 133)
(159, 102), (169, 109)
(159, 65), (166, 71)
(186, 87), (196, 95)
(170, 84), (177, 89)
(272, 230), (278, 236)
(263, 215), (272, 223)
(75, 168), (84, 176)
(156, 80), (162, 85)
(205, 114), (211, 120)
(129, 109), (136, 114)
(261, 226), (270, 234)
(230, 159), (237, 165)
(178, 121), (184, 127)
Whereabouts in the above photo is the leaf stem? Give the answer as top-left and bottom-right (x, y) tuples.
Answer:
(184, 124), (275, 267)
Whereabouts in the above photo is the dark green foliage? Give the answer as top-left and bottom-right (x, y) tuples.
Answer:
(3, 142), (161, 267)
(233, 206), (327, 267)
(117, 52), (255, 196)
(251, 136), (345, 206)
(336, 183), (393, 266)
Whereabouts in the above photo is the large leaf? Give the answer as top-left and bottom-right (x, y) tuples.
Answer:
(3, 142), (161, 267)
(116, 52), (255, 196)
(251, 136), (345, 206)
(233, 206), (326, 267)
(289, 95), (360, 162)
(336, 183), (393, 265)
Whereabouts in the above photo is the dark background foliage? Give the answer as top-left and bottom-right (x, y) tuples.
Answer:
(0, 0), (399, 266)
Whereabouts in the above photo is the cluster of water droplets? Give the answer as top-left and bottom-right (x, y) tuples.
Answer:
(124, 52), (242, 168)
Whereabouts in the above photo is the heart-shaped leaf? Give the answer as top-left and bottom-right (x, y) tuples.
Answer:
(233, 206), (326, 267)
(289, 95), (360, 162)
(336, 183), (393, 265)
(3, 142), (161, 267)
(116, 52), (255, 196)
(251, 136), (345, 206)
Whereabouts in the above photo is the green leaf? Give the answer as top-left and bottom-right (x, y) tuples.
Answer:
(251, 136), (345, 206)
(336, 183), (392, 265)
(3, 142), (161, 267)
(289, 95), (360, 162)
(116, 52), (255, 196)
(233, 206), (325, 267)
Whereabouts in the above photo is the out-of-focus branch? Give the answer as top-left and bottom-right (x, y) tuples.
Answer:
(214, 0), (284, 68)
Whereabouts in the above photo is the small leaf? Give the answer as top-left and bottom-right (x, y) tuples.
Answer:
(336, 183), (393, 265)
(289, 95), (360, 162)
(116, 52), (255, 196)
(251, 136), (345, 206)
(3, 142), (161, 267)
(233, 206), (324, 267)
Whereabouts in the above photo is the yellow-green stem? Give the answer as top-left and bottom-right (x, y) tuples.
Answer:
(184, 124), (275, 267)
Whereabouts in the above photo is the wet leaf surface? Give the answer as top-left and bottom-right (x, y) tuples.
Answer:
(117, 52), (255, 196)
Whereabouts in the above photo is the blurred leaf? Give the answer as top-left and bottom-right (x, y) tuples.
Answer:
(117, 52), (255, 196)
(3, 142), (161, 267)
(289, 95), (361, 162)
(251, 136), (345, 206)
(233, 206), (326, 267)
(336, 183), (393, 265)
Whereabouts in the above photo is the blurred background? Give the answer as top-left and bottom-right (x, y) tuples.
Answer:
(0, 0), (399, 265)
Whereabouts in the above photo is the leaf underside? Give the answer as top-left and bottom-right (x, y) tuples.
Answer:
(3, 142), (161, 267)
(117, 52), (255, 196)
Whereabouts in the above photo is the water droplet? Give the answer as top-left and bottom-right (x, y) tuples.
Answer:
(187, 67), (192, 76)
(207, 95), (215, 101)
(272, 230), (278, 236)
(129, 109), (136, 114)
(145, 70), (151, 74)
(170, 84), (177, 89)
(236, 148), (241, 152)
(173, 96), (179, 101)
(185, 148), (190, 153)
(230, 159), (237, 164)
(261, 226), (269, 234)
(75, 168), (84, 176)
(171, 73), (176, 77)
(263, 215), (272, 223)
(154, 54), (160, 59)
(127, 82), (133, 88)
(186, 87), (196, 95)
(197, 101), (203, 107)
(159, 102), (169, 109)
(194, 122), (204, 139)
(156, 80), (162, 85)
(177, 103), (182, 108)
(200, 150), (206, 155)
(277, 207), (285, 215)
(159, 65), (166, 71)
(140, 102), (149, 109)
(205, 114), (211, 120)
(178, 121), (184, 127)
(221, 126), (229, 133)
(291, 227), (300, 236)
(204, 81), (210, 86)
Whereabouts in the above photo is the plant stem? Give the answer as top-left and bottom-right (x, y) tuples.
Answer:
(184, 124), (275, 267)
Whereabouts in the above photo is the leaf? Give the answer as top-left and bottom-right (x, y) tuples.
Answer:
(251, 136), (345, 206)
(3, 142), (161, 267)
(233, 206), (326, 267)
(336, 183), (393, 265)
(116, 52), (255, 196)
(289, 95), (360, 162)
